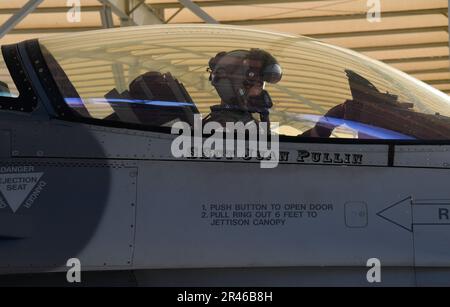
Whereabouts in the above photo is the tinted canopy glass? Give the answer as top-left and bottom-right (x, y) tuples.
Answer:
(39, 25), (450, 140)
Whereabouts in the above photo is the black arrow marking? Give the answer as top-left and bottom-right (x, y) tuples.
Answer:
(377, 197), (450, 232)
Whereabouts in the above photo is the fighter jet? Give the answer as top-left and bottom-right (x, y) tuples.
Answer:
(0, 24), (450, 286)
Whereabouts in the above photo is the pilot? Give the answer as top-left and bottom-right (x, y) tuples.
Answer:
(203, 48), (282, 126)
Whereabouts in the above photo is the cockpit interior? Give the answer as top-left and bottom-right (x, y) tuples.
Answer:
(1, 26), (450, 141)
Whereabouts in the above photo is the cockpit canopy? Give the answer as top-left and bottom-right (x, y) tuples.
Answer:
(2, 24), (450, 140)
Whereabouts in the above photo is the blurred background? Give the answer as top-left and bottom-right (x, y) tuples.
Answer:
(0, 0), (448, 94)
